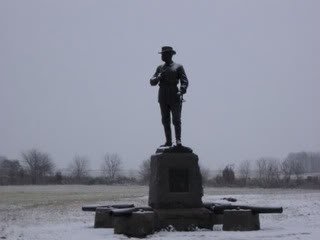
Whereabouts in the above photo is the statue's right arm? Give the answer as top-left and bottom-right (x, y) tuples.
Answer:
(150, 66), (161, 86)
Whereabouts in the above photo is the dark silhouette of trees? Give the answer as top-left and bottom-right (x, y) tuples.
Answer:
(0, 157), (24, 185)
(1, 149), (318, 187)
(222, 165), (235, 184)
(54, 171), (63, 184)
(22, 149), (54, 184)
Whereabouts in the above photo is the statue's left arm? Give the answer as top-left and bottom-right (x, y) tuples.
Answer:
(178, 65), (189, 94)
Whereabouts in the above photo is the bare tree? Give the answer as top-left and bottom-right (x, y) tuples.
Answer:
(256, 158), (267, 182)
(102, 153), (122, 183)
(266, 158), (281, 186)
(308, 152), (320, 173)
(256, 157), (280, 187)
(284, 153), (305, 181)
(138, 158), (151, 184)
(22, 149), (54, 184)
(291, 159), (304, 181)
(69, 155), (89, 182)
(238, 160), (251, 184)
(281, 158), (293, 182)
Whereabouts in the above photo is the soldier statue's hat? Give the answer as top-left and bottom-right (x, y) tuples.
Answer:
(158, 46), (176, 55)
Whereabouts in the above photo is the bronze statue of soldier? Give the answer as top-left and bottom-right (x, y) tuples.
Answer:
(150, 46), (189, 147)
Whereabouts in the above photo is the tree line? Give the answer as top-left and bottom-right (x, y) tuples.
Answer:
(205, 151), (320, 188)
(0, 149), (133, 185)
(0, 149), (319, 188)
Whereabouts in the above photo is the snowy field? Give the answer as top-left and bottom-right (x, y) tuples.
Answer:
(0, 185), (319, 240)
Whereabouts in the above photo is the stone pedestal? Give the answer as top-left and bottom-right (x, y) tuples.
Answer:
(94, 207), (113, 228)
(113, 211), (155, 238)
(146, 149), (212, 231)
(82, 145), (282, 237)
(222, 210), (260, 231)
(154, 208), (213, 231)
(148, 152), (203, 209)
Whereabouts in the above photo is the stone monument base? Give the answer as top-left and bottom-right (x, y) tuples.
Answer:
(154, 208), (213, 231)
(222, 210), (260, 231)
(94, 207), (113, 228)
(82, 146), (282, 237)
(113, 208), (213, 237)
(148, 151), (203, 209)
(113, 211), (155, 238)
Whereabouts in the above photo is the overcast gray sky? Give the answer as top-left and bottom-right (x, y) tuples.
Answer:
(1, 0), (319, 171)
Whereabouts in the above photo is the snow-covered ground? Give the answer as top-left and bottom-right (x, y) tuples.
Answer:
(0, 185), (319, 240)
